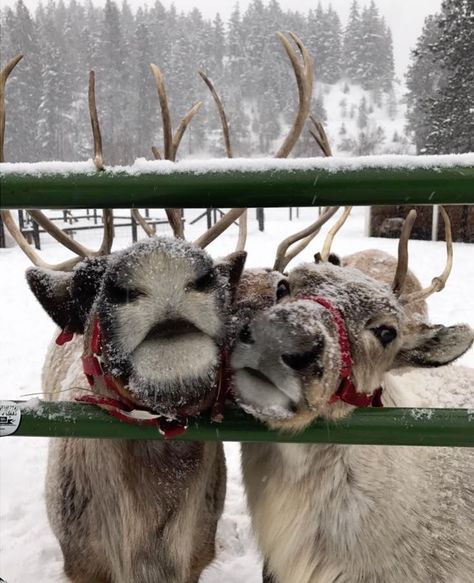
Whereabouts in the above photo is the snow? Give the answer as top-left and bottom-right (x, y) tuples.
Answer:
(1, 152), (473, 177)
(1, 206), (473, 582)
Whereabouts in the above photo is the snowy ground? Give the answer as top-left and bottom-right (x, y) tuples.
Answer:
(1, 206), (473, 582)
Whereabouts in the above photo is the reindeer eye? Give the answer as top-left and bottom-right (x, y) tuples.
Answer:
(276, 280), (290, 301)
(189, 270), (216, 293)
(108, 284), (144, 304)
(372, 326), (397, 347)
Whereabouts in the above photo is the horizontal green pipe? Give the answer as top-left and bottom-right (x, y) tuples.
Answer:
(6, 401), (474, 447)
(1, 163), (473, 209)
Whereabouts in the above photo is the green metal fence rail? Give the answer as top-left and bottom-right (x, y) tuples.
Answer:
(7, 401), (474, 447)
(1, 160), (474, 208)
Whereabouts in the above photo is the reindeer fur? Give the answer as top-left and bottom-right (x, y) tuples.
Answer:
(30, 238), (247, 583)
(233, 262), (474, 583)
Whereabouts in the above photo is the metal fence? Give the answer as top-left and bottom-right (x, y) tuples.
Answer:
(1, 156), (474, 445)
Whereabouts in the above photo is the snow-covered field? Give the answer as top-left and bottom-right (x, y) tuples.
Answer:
(1, 206), (473, 582)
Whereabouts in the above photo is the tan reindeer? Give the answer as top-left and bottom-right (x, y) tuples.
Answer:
(231, 212), (474, 583)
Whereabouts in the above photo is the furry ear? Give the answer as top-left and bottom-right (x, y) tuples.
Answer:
(393, 323), (474, 368)
(314, 252), (341, 266)
(26, 257), (109, 334)
(26, 268), (76, 331)
(216, 251), (247, 301)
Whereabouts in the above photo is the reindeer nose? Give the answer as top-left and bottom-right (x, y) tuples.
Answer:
(239, 324), (254, 344)
(281, 339), (325, 372)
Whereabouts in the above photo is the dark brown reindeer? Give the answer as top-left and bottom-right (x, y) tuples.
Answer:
(232, 211), (474, 583)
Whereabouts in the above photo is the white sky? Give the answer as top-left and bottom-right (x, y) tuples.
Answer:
(0, 0), (442, 77)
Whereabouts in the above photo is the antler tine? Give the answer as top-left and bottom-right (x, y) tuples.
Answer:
(400, 207), (453, 304)
(1, 65), (113, 269)
(392, 209), (417, 297)
(275, 32), (313, 159)
(1, 54), (23, 163)
(87, 70), (114, 254)
(150, 64), (173, 161)
(131, 208), (156, 237)
(319, 207), (352, 262)
(198, 70), (247, 251)
(151, 146), (162, 159)
(172, 100), (203, 159)
(309, 114), (332, 157)
(194, 208), (246, 249)
(273, 206), (340, 272)
(236, 210), (248, 252)
(88, 71), (104, 171)
(199, 71), (233, 158)
(151, 63), (205, 239)
(0, 55), (82, 271)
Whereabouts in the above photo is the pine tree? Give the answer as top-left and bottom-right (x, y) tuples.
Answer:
(424, 0), (474, 153)
(2, 0), (43, 161)
(342, 0), (362, 83)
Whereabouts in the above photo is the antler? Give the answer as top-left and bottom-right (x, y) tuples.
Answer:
(309, 114), (332, 157)
(194, 208), (246, 249)
(1, 64), (114, 270)
(150, 64), (204, 239)
(1, 54), (23, 163)
(274, 32), (313, 158)
(394, 207), (453, 303)
(199, 70), (247, 251)
(318, 207), (352, 262)
(273, 207), (340, 272)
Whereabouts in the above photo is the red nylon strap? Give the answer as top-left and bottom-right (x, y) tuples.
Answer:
(298, 296), (352, 378)
(56, 329), (74, 346)
(298, 295), (383, 408)
(75, 394), (187, 438)
(91, 318), (102, 355)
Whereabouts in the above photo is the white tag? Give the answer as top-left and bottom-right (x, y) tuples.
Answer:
(127, 409), (162, 421)
(0, 401), (21, 437)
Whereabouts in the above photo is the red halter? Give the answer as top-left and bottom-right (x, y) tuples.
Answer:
(297, 296), (383, 408)
(56, 318), (232, 438)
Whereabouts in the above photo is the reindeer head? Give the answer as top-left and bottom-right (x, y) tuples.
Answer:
(232, 210), (474, 430)
(27, 237), (246, 416)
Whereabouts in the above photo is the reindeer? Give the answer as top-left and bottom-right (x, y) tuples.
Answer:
(0, 33), (316, 582)
(231, 211), (474, 583)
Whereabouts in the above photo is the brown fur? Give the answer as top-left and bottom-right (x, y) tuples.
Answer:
(44, 337), (226, 583)
(342, 249), (427, 322)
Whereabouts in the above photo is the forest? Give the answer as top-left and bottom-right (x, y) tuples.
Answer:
(1, 0), (396, 162)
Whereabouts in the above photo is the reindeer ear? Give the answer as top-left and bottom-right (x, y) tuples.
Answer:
(26, 268), (76, 331)
(393, 323), (474, 368)
(216, 251), (247, 301)
(26, 257), (109, 334)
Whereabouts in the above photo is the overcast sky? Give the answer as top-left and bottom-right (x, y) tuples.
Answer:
(1, 0), (442, 77)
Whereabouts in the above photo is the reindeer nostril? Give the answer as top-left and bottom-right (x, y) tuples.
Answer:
(281, 340), (324, 371)
(239, 324), (254, 345)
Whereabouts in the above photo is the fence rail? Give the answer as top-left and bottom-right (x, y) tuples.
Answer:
(4, 401), (474, 447)
(1, 158), (474, 209)
(1, 155), (473, 446)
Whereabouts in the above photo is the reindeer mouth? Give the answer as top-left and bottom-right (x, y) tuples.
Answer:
(242, 367), (276, 387)
(233, 367), (300, 421)
(144, 318), (203, 341)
